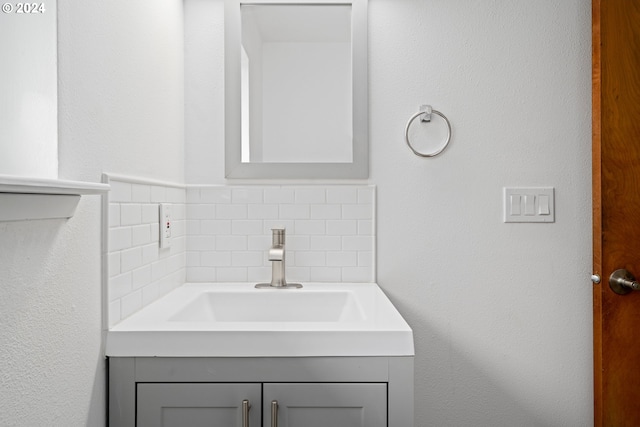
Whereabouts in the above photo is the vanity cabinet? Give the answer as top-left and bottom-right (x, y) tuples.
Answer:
(137, 382), (386, 427)
(137, 383), (261, 426)
(109, 357), (413, 427)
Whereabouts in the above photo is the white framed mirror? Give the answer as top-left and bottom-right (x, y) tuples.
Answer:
(224, 0), (368, 179)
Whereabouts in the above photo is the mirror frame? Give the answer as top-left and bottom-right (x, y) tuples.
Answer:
(224, 0), (368, 179)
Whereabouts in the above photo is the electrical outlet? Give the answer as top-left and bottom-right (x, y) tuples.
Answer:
(503, 187), (555, 223)
(159, 203), (172, 248)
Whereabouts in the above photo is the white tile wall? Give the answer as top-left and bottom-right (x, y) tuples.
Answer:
(186, 185), (376, 284)
(105, 176), (187, 327)
(105, 179), (376, 326)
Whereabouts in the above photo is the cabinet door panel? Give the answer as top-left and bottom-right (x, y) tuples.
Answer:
(264, 383), (386, 427)
(137, 383), (261, 427)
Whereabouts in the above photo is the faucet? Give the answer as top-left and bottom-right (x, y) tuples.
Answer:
(255, 228), (302, 289)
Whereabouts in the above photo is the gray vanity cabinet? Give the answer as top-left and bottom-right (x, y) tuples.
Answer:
(109, 357), (413, 427)
(137, 383), (261, 427)
(263, 383), (386, 427)
(136, 382), (385, 427)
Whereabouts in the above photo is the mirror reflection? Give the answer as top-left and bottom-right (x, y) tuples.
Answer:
(240, 4), (352, 164)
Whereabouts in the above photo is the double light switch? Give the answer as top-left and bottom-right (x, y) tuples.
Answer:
(503, 187), (555, 223)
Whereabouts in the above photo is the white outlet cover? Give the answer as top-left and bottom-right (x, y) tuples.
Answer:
(159, 203), (172, 248)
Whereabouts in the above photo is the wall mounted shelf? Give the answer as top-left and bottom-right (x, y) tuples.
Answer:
(0, 175), (110, 222)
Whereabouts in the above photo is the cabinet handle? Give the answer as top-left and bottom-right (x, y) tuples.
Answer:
(270, 400), (278, 427)
(242, 399), (251, 427)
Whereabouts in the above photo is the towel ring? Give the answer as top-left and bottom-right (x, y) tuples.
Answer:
(404, 105), (452, 158)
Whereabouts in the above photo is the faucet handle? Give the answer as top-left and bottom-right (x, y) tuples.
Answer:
(255, 226), (302, 289)
(271, 227), (285, 245)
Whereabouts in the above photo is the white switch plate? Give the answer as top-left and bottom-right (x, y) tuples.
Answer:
(503, 187), (555, 223)
(159, 203), (172, 248)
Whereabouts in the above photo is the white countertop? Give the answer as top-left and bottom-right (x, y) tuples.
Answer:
(106, 283), (414, 357)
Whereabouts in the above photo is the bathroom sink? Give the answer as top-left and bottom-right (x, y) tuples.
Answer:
(170, 290), (365, 322)
(106, 283), (414, 357)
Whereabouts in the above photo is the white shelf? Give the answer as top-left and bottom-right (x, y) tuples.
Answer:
(0, 175), (110, 221)
(0, 174), (110, 195)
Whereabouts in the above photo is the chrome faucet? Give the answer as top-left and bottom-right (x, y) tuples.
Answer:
(255, 228), (302, 289)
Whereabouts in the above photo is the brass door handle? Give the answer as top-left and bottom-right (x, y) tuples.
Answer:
(610, 269), (640, 295)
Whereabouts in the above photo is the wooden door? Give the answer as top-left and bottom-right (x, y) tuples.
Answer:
(137, 383), (261, 427)
(593, 0), (640, 425)
(263, 383), (387, 427)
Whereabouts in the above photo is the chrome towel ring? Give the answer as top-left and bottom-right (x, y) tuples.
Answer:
(404, 105), (452, 158)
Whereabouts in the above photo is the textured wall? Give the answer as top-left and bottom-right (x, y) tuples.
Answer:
(370, 1), (593, 425)
(0, 0), (185, 425)
(185, 0), (224, 184)
(0, 0), (57, 178)
(57, 0), (185, 184)
(0, 200), (105, 426)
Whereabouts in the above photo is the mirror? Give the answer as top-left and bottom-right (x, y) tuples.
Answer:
(0, 0), (58, 179)
(240, 4), (352, 164)
(225, 0), (368, 179)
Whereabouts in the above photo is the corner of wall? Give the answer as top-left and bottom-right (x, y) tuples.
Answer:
(104, 174), (186, 327)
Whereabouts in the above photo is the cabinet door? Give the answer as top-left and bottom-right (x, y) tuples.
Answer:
(137, 383), (261, 427)
(263, 383), (387, 427)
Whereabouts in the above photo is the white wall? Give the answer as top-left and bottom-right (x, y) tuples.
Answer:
(0, 0), (57, 178)
(185, 0), (225, 184)
(186, 0), (593, 425)
(371, 1), (592, 425)
(57, 0), (185, 184)
(0, 0), (185, 425)
(0, 205), (105, 425)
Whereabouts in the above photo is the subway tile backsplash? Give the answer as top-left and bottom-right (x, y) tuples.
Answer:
(105, 177), (375, 326)
(105, 176), (187, 327)
(186, 185), (376, 284)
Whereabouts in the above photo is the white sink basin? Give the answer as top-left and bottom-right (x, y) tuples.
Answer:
(106, 283), (414, 357)
(170, 290), (365, 322)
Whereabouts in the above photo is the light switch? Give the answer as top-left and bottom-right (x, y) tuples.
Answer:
(510, 195), (521, 215)
(538, 195), (550, 215)
(524, 195), (535, 215)
(504, 187), (555, 223)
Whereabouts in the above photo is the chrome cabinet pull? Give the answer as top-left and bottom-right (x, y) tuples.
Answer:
(242, 399), (250, 427)
(270, 400), (278, 427)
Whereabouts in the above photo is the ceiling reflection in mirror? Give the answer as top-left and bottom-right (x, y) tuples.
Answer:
(240, 4), (352, 164)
